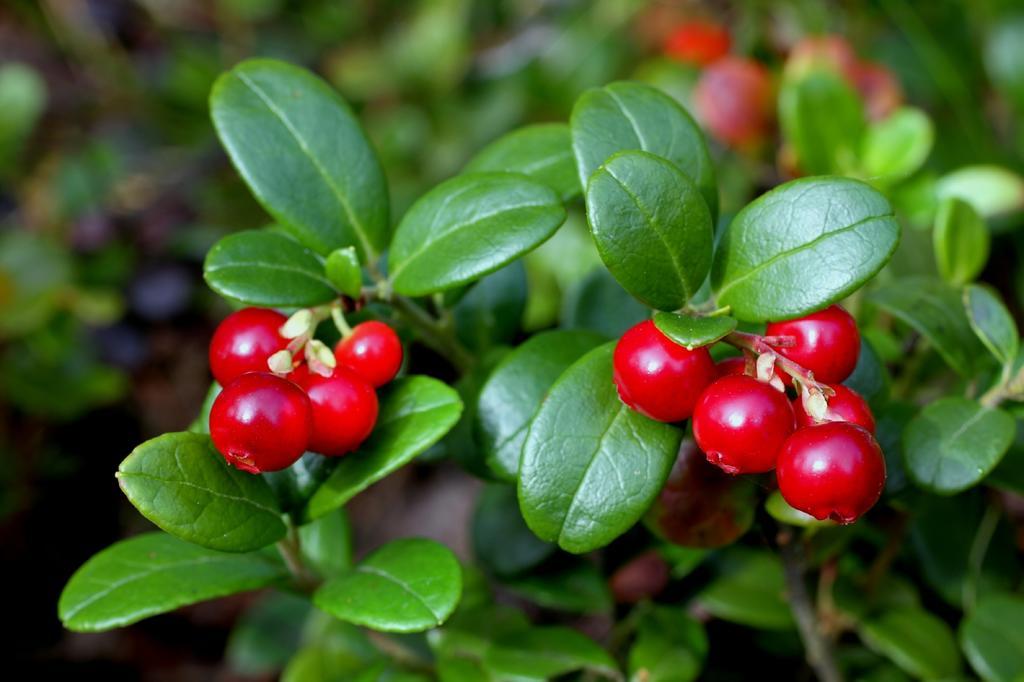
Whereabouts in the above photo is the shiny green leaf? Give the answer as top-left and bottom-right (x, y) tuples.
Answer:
(860, 107), (933, 184)
(964, 284), (1019, 369)
(483, 627), (617, 680)
(652, 312), (736, 350)
(960, 593), (1024, 682)
(859, 608), (962, 679)
(465, 123), (580, 201)
(324, 246), (363, 299)
(697, 549), (794, 630)
(933, 198), (989, 286)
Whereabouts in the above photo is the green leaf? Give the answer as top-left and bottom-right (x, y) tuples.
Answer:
(465, 123), (581, 201)
(117, 432), (287, 552)
(960, 593), (1024, 682)
(266, 452), (342, 516)
(652, 312), (737, 350)
(503, 561), (612, 614)
(518, 344), (682, 553)
(936, 165), (1024, 224)
(697, 549), (794, 630)
(860, 107), (933, 184)
(933, 198), (989, 286)
(712, 176), (899, 322)
(189, 382), (221, 434)
(903, 398), (1014, 495)
(325, 246), (363, 299)
(204, 230), (338, 307)
(388, 172), (566, 296)
(453, 261), (527, 354)
(210, 59), (388, 259)
(628, 606), (707, 682)
(471, 484), (554, 577)
(869, 277), (984, 376)
(964, 284), (1019, 369)
(779, 70), (865, 175)
(859, 608), (962, 679)
(585, 150), (714, 310)
(314, 538), (462, 633)
(765, 490), (830, 528)
(571, 80), (718, 219)
(476, 329), (605, 480)
(562, 266), (649, 338)
(227, 592), (311, 675)
(300, 507), (353, 577)
(483, 627), (618, 680)
(58, 532), (286, 632)
(305, 376), (463, 521)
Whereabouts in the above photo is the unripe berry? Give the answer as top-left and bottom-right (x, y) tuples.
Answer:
(209, 372), (312, 473)
(694, 57), (774, 149)
(692, 375), (795, 474)
(613, 320), (717, 422)
(209, 308), (289, 386)
(663, 21), (731, 66)
(293, 365), (378, 456)
(794, 384), (875, 433)
(334, 321), (403, 388)
(766, 305), (860, 384)
(776, 422), (886, 524)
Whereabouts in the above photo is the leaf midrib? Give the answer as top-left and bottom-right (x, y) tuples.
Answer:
(118, 470), (281, 519)
(354, 564), (443, 621)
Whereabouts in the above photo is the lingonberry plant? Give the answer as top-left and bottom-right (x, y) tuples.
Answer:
(56, 49), (1024, 682)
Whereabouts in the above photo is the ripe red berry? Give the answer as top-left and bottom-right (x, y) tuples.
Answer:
(715, 356), (748, 378)
(664, 21), (731, 66)
(776, 422), (886, 524)
(334, 321), (403, 388)
(694, 57), (774, 149)
(692, 375), (795, 474)
(850, 61), (903, 121)
(613, 320), (717, 422)
(766, 305), (860, 384)
(210, 372), (312, 473)
(793, 384), (875, 433)
(209, 308), (289, 386)
(293, 365), (378, 456)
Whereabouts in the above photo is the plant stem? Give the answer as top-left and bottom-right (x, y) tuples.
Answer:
(389, 294), (474, 372)
(963, 503), (1001, 612)
(276, 522), (319, 594)
(724, 331), (834, 395)
(366, 630), (434, 673)
(780, 537), (845, 682)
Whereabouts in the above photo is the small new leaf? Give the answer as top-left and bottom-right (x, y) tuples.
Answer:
(325, 246), (363, 298)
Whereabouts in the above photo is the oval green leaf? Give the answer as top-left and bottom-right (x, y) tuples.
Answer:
(58, 532), (286, 632)
(204, 230), (338, 307)
(652, 312), (737, 350)
(465, 123), (580, 201)
(476, 329), (606, 480)
(571, 80), (717, 218)
(210, 59), (388, 259)
(586, 150), (714, 310)
(936, 165), (1024, 223)
(903, 397), (1014, 495)
(934, 197), (990, 286)
(483, 627), (618, 680)
(964, 284), (1019, 369)
(779, 69), (865, 176)
(869, 276), (984, 376)
(388, 172), (566, 296)
(471, 484), (555, 577)
(859, 608), (962, 679)
(313, 538), (462, 633)
(960, 592), (1024, 682)
(518, 343), (683, 554)
(696, 549), (794, 630)
(305, 376), (463, 521)
(712, 176), (899, 322)
(324, 246), (363, 299)
(860, 107), (933, 183)
(502, 561), (612, 614)
(117, 432), (287, 552)
(562, 266), (650, 338)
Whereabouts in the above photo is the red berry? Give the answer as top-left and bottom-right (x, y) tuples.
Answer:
(715, 356), (748, 378)
(664, 21), (731, 66)
(692, 375), (795, 474)
(794, 384), (875, 433)
(334, 321), (403, 388)
(850, 61), (903, 121)
(613, 320), (717, 422)
(776, 422), (886, 524)
(210, 372), (312, 473)
(766, 305), (860, 384)
(694, 57), (774, 149)
(209, 308), (289, 386)
(293, 365), (378, 456)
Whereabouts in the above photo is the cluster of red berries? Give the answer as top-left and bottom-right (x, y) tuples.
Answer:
(206, 308), (402, 474)
(613, 305), (886, 524)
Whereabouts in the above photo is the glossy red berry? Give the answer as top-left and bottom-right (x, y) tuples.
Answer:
(293, 365), (378, 456)
(334, 321), (403, 388)
(210, 372), (312, 473)
(766, 305), (860, 384)
(776, 422), (886, 524)
(692, 375), (795, 474)
(209, 308), (289, 386)
(715, 356), (748, 378)
(793, 384), (875, 433)
(613, 320), (717, 422)
(664, 21), (731, 66)
(694, 57), (774, 149)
